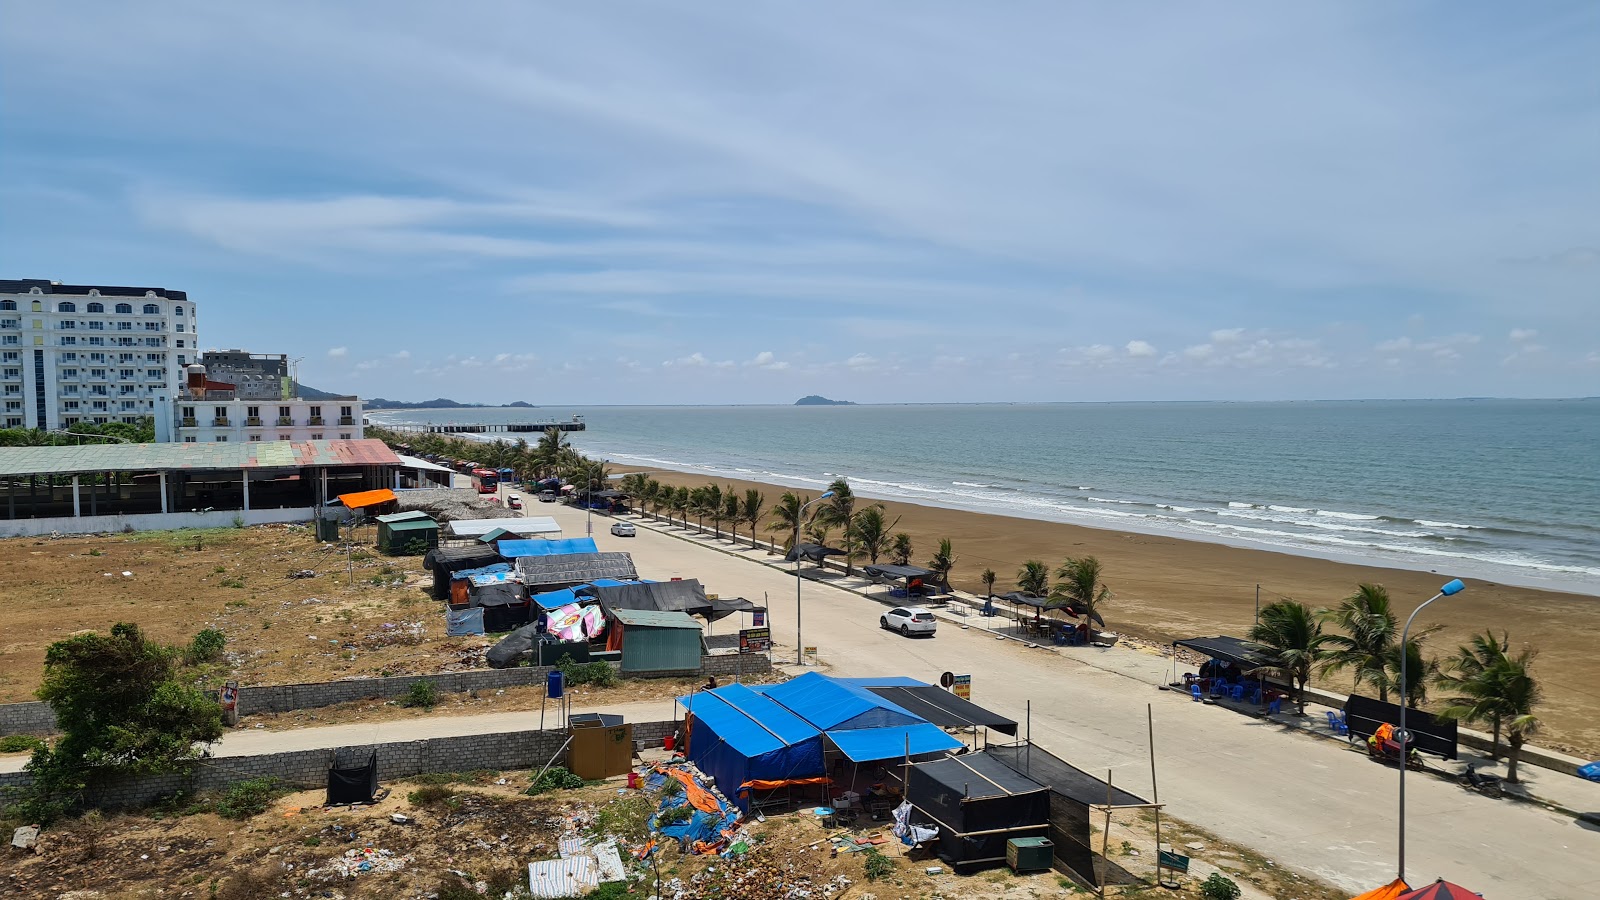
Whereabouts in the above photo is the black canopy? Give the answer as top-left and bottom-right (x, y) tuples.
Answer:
(868, 686), (1018, 735)
(709, 596), (764, 619)
(864, 564), (934, 581)
(1173, 636), (1277, 671)
(984, 743), (1149, 807)
(591, 489), (627, 499)
(582, 578), (743, 621)
(785, 543), (845, 563)
(907, 752), (1050, 869)
(997, 591), (1048, 608)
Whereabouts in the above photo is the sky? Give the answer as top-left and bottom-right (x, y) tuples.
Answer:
(2, 2), (1597, 404)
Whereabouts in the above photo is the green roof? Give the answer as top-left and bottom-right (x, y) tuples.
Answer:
(479, 528), (513, 543)
(0, 439), (400, 477)
(376, 510), (434, 524)
(384, 519), (439, 533)
(608, 609), (703, 630)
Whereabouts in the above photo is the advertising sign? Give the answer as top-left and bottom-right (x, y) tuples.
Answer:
(952, 674), (972, 700)
(752, 610), (766, 627)
(739, 627), (772, 654)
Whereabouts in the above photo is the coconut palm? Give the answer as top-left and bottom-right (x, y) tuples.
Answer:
(1247, 600), (1325, 715)
(741, 489), (766, 549)
(927, 538), (956, 592)
(1050, 556), (1110, 631)
(721, 490), (740, 543)
(981, 568), (997, 598)
(890, 533), (913, 566)
(819, 479), (857, 575)
(698, 484), (723, 533)
(670, 486), (692, 526)
(851, 506), (898, 565)
(766, 492), (809, 552)
(1379, 638), (1438, 709)
(641, 479), (663, 520)
(1438, 644), (1542, 782)
(1318, 584), (1404, 703)
(1016, 560), (1049, 598)
(1435, 631), (1512, 757)
(804, 518), (832, 547)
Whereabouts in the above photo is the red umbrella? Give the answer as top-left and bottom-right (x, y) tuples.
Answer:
(1396, 880), (1483, 900)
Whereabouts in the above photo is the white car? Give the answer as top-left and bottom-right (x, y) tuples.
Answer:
(610, 522), (637, 537)
(881, 606), (937, 637)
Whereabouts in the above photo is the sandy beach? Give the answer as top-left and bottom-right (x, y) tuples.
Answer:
(632, 467), (1600, 759)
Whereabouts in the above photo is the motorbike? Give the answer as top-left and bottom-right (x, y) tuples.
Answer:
(1458, 764), (1504, 798)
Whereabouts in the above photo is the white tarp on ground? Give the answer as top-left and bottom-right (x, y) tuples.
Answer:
(527, 856), (597, 898)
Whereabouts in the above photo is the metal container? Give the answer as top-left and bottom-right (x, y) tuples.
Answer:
(1006, 836), (1053, 874)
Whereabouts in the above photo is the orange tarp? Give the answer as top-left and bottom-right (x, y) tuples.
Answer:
(737, 776), (833, 796)
(1348, 879), (1410, 900)
(338, 488), (396, 509)
(657, 766), (723, 816)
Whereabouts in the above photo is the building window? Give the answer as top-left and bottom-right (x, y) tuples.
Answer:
(86, 336), (102, 346)
(91, 400), (107, 411)
(2, 352), (14, 361)
(57, 302), (76, 312)
(181, 406), (195, 419)
(340, 433), (352, 440)
(0, 318), (16, 328)
(177, 355), (186, 365)
(176, 340), (185, 348)
(3, 368), (17, 378)
(5, 417), (20, 427)
(115, 303), (132, 314)
(184, 436), (196, 442)
(278, 434), (290, 441)
(6, 400), (20, 411)
(120, 386), (135, 395)
(249, 434), (261, 441)
(119, 353), (133, 362)
(214, 406), (227, 419)
(143, 321), (161, 331)
(215, 435), (228, 442)
(309, 406), (322, 417)
(144, 337), (163, 346)
(62, 368), (77, 378)
(119, 368), (134, 378)
(278, 405), (290, 417)
(89, 352), (105, 362)
(340, 405), (353, 417)
(31, 300), (42, 312)
(146, 353), (162, 362)
(62, 401), (77, 410)
(4, 336), (18, 346)
(87, 302), (103, 313)
(117, 322), (132, 331)
(142, 303), (159, 314)
(146, 368), (162, 379)
(59, 320), (76, 329)
(310, 433), (322, 440)
(90, 368), (106, 378)
(176, 323), (186, 333)
(88, 321), (103, 330)
(176, 306), (185, 316)
(246, 405), (260, 418)
(0, 301), (13, 310)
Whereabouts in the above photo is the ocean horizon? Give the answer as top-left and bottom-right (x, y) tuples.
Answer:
(368, 399), (1600, 596)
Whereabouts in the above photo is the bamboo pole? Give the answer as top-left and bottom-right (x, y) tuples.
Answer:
(1149, 704), (1164, 887)
(1099, 769), (1114, 898)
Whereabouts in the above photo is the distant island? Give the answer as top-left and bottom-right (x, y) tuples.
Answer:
(294, 384), (533, 409)
(795, 395), (856, 406)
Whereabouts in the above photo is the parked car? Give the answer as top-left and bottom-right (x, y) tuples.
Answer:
(610, 522), (637, 537)
(537, 491), (558, 502)
(881, 606), (937, 637)
(507, 495), (523, 510)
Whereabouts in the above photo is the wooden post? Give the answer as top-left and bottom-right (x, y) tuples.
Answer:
(1099, 770), (1114, 898)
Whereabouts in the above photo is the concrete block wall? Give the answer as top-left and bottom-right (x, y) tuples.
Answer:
(0, 701), (55, 736)
(701, 653), (772, 678)
(0, 719), (679, 813)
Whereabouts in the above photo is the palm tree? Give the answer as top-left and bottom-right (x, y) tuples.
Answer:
(1435, 631), (1512, 757)
(641, 479), (663, 521)
(927, 538), (956, 592)
(1050, 555), (1110, 632)
(1318, 584), (1403, 703)
(1379, 638), (1438, 709)
(697, 484), (723, 533)
(1016, 560), (1049, 597)
(851, 506), (898, 564)
(721, 490), (740, 543)
(1438, 644), (1542, 782)
(819, 478), (857, 575)
(766, 492), (809, 552)
(981, 568), (997, 598)
(741, 489), (767, 550)
(1247, 600), (1325, 715)
(804, 518), (832, 547)
(670, 486), (692, 526)
(890, 533), (913, 567)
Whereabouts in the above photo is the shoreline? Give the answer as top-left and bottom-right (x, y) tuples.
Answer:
(627, 464), (1600, 759)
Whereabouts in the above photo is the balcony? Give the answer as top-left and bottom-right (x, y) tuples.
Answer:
(307, 416), (324, 426)
(277, 416), (294, 426)
(338, 416), (354, 426)
(246, 417), (262, 427)
(212, 417), (229, 427)
(181, 417), (198, 428)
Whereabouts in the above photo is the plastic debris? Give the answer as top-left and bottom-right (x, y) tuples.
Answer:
(319, 846), (410, 877)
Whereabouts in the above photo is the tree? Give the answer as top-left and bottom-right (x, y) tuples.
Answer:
(1438, 644), (1542, 782)
(927, 538), (956, 592)
(804, 517), (832, 547)
(1318, 584), (1404, 704)
(1050, 556), (1110, 631)
(1434, 631), (1512, 757)
(1016, 559), (1049, 597)
(890, 533), (914, 567)
(819, 478), (857, 575)
(981, 568), (997, 598)
(1247, 600), (1324, 715)
(741, 489), (767, 549)
(640, 479), (663, 521)
(670, 486), (692, 526)
(766, 491), (810, 552)
(851, 506), (898, 565)
(26, 623), (223, 818)
(721, 490), (741, 543)
(1380, 638), (1438, 709)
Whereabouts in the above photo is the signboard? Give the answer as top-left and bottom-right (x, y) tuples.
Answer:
(952, 674), (972, 700)
(738, 627), (771, 654)
(803, 646), (819, 664)
(1157, 850), (1190, 874)
(752, 610), (766, 627)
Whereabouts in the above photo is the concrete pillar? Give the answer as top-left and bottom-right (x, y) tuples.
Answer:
(159, 471), (168, 514)
(72, 475), (80, 517)
(242, 471), (251, 512)
(88, 475), (96, 517)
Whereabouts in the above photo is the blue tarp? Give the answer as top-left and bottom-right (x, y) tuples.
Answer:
(530, 578), (635, 611)
(762, 671), (923, 731)
(497, 537), (599, 558)
(826, 723), (964, 763)
(679, 684), (826, 812)
(835, 676), (929, 688)
(452, 562), (512, 582)
(445, 607), (485, 636)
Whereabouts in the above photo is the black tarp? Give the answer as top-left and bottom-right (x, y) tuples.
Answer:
(867, 686), (1019, 736)
(907, 752), (1051, 870)
(423, 545), (504, 600)
(326, 751), (379, 805)
(785, 543), (844, 563)
(997, 591), (1047, 608)
(864, 564), (934, 581)
(487, 624), (539, 668)
(709, 596), (764, 619)
(1344, 694), (1459, 760)
(583, 579), (740, 621)
(985, 743), (1148, 887)
(515, 552), (639, 588)
(472, 582), (532, 632)
(1173, 636), (1277, 671)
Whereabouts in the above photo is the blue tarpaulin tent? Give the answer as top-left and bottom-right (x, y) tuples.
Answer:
(678, 684), (826, 812)
(497, 537), (599, 558)
(530, 578), (638, 611)
(827, 723), (964, 762)
(762, 671), (924, 731)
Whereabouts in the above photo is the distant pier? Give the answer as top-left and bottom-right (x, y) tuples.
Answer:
(376, 416), (586, 434)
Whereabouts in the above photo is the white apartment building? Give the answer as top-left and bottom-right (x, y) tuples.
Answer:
(0, 279), (196, 431)
(174, 397), (364, 443)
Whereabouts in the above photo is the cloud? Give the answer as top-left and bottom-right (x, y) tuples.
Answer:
(1210, 328), (1245, 345)
(1125, 340), (1157, 358)
(748, 351), (790, 371)
(845, 353), (878, 369)
(1509, 328), (1538, 342)
(663, 352), (710, 368)
(327, 347), (348, 359)
(1375, 337), (1413, 353)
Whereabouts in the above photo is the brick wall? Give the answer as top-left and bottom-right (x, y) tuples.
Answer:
(0, 719), (680, 813)
(0, 701), (55, 736)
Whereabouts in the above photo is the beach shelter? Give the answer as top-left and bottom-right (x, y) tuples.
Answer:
(864, 563), (936, 598)
(1347, 880), (1411, 900)
(678, 684), (826, 812)
(763, 671), (964, 763)
(906, 751), (1051, 871)
(1395, 880), (1481, 900)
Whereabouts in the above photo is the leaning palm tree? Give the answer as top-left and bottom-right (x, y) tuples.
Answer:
(1050, 555), (1110, 631)
(640, 480), (663, 521)
(926, 538), (956, 592)
(1379, 638), (1438, 709)
(766, 492), (809, 552)
(804, 518), (832, 547)
(851, 506), (897, 565)
(1435, 631), (1512, 757)
(1438, 645), (1542, 782)
(1247, 600), (1325, 715)
(890, 533), (914, 567)
(670, 486), (692, 526)
(819, 478), (857, 575)
(698, 484), (723, 533)
(981, 568), (997, 599)
(1016, 560), (1049, 598)
(1318, 584), (1405, 703)
(741, 489), (767, 549)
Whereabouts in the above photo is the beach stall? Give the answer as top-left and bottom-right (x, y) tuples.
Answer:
(375, 510), (439, 555)
(863, 563), (937, 600)
(1172, 635), (1283, 703)
(677, 684), (828, 813)
(905, 751), (1051, 872)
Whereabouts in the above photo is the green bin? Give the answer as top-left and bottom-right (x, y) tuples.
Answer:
(1006, 836), (1053, 874)
(315, 517), (342, 542)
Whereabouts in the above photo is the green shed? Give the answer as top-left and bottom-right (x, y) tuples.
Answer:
(607, 608), (705, 674)
(376, 510), (439, 555)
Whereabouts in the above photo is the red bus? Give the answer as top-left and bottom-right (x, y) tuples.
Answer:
(471, 468), (499, 494)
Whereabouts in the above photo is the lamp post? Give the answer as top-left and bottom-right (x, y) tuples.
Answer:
(795, 490), (835, 665)
(1397, 578), (1465, 883)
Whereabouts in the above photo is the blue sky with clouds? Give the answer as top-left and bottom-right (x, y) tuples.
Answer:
(2, 2), (1596, 403)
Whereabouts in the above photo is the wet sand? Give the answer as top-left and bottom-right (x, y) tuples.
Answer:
(632, 468), (1600, 758)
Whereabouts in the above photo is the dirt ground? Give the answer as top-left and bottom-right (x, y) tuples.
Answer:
(1, 762), (1341, 900)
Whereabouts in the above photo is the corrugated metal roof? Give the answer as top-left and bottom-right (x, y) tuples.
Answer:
(0, 439), (400, 477)
(384, 519), (439, 533)
(610, 608), (702, 629)
(375, 510), (434, 524)
(447, 516), (560, 537)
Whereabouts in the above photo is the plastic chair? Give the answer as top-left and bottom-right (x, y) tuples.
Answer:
(1324, 711), (1349, 735)
(1268, 697), (1283, 715)
(1229, 684), (1246, 702)
(1210, 680), (1228, 698)
(1189, 684), (1203, 702)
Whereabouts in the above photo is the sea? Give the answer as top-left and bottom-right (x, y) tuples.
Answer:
(367, 400), (1600, 595)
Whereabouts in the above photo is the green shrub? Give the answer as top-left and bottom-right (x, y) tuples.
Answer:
(555, 654), (619, 688)
(1199, 873), (1242, 900)
(655, 804), (693, 825)
(214, 777), (284, 820)
(407, 784), (457, 806)
(401, 680), (437, 709)
(525, 766), (584, 796)
(0, 735), (45, 753)
(862, 848), (894, 882)
(185, 628), (227, 664)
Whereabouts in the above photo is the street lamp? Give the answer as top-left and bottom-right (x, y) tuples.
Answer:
(1396, 577), (1465, 883)
(795, 490), (835, 665)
